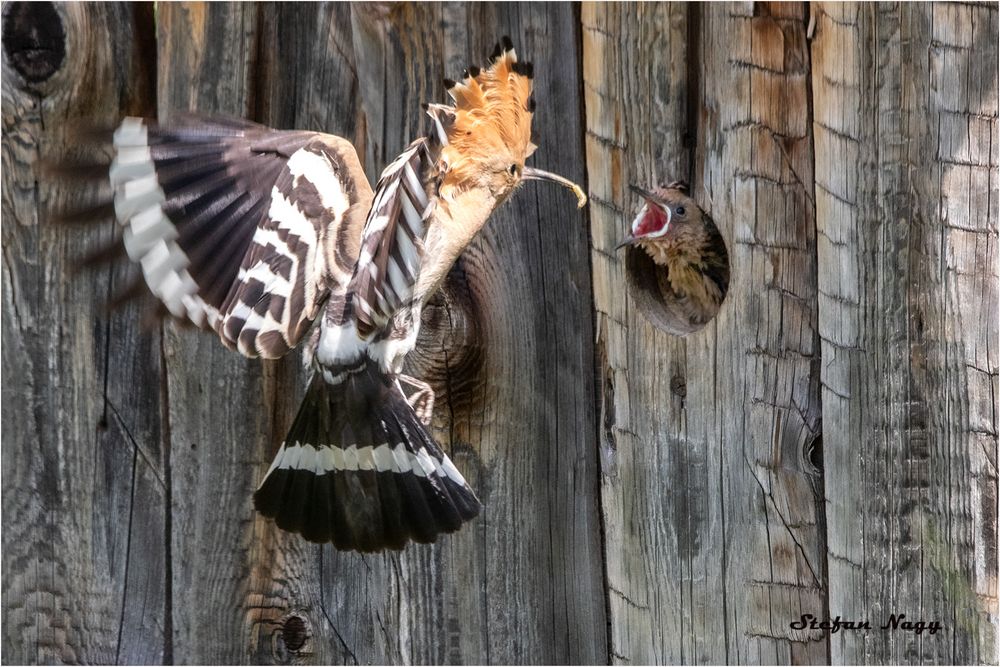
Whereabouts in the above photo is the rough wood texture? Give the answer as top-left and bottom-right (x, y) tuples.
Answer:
(1, 3), (160, 664)
(812, 2), (999, 664)
(2, 1), (997, 665)
(325, 4), (607, 663)
(584, 2), (826, 663)
(156, 3), (360, 663)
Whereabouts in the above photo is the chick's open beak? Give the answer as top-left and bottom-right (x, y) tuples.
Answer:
(615, 233), (637, 251)
(522, 166), (588, 208)
(629, 183), (657, 201)
(618, 184), (668, 250)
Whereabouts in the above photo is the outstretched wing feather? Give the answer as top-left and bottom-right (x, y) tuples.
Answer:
(103, 115), (371, 357)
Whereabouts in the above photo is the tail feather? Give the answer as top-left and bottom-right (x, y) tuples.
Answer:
(254, 362), (481, 551)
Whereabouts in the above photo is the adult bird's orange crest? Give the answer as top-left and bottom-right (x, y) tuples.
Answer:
(428, 36), (585, 205)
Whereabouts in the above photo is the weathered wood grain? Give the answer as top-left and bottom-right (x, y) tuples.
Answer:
(317, 4), (607, 664)
(4, 2), (998, 665)
(1, 3), (161, 664)
(695, 5), (827, 662)
(812, 2), (999, 663)
(156, 3), (361, 663)
(584, 2), (827, 663)
(582, 4), (708, 663)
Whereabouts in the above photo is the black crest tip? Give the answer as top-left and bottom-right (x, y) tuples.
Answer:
(443, 78), (457, 89)
(511, 61), (534, 79)
(468, 65), (481, 78)
(501, 35), (514, 52)
(489, 42), (503, 61)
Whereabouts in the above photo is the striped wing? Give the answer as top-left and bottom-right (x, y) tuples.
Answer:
(110, 116), (371, 358)
(348, 139), (435, 337)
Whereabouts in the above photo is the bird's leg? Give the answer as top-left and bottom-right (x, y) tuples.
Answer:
(397, 375), (436, 426)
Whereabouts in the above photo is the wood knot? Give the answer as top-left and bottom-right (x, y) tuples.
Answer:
(670, 375), (687, 398)
(280, 614), (309, 652)
(405, 259), (485, 413)
(2, 2), (65, 84)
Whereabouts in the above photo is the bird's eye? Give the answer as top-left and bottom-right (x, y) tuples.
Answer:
(509, 164), (518, 175)
(675, 205), (686, 216)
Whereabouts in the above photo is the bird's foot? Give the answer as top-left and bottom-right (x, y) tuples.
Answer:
(397, 375), (435, 426)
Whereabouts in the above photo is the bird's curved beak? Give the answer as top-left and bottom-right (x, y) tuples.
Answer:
(522, 166), (588, 208)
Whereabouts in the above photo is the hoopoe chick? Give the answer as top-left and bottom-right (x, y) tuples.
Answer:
(617, 181), (729, 326)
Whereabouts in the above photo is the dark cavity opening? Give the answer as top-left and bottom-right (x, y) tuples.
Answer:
(807, 435), (823, 473)
(623, 232), (730, 336)
(2, 2), (65, 84)
(281, 615), (308, 652)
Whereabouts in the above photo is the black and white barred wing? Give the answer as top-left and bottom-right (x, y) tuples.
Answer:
(109, 116), (371, 358)
(348, 138), (435, 337)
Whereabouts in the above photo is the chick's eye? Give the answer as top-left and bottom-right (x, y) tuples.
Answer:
(675, 205), (686, 216)
(509, 164), (518, 175)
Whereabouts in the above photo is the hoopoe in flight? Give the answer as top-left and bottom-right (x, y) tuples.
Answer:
(65, 37), (586, 552)
(618, 181), (729, 326)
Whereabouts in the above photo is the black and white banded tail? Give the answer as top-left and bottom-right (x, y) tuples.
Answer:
(253, 362), (481, 551)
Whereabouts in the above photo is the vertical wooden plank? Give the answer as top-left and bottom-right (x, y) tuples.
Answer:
(455, 7), (605, 662)
(582, 4), (704, 664)
(156, 3), (358, 663)
(698, 5), (827, 662)
(1, 3), (162, 664)
(317, 3), (607, 664)
(252, 5), (368, 665)
(812, 2), (998, 663)
(585, 1), (828, 663)
(319, 5), (448, 664)
(156, 4), (266, 662)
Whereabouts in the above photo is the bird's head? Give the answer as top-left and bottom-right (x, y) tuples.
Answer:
(426, 36), (586, 209)
(617, 181), (702, 250)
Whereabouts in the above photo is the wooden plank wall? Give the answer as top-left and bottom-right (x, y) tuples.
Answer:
(1, 4), (162, 664)
(1, 2), (996, 665)
(812, 3), (999, 664)
(585, 3), (826, 663)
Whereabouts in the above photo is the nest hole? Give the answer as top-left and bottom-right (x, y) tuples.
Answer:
(623, 238), (730, 336)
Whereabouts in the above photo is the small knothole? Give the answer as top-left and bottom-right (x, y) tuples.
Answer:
(2, 2), (66, 85)
(281, 614), (308, 652)
(601, 370), (617, 452)
(622, 229), (730, 336)
(669, 375), (687, 398)
(806, 435), (823, 474)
